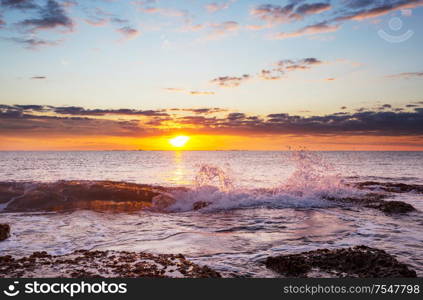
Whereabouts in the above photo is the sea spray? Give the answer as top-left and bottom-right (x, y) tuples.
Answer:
(194, 164), (234, 192)
(167, 150), (358, 212)
(276, 150), (349, 198)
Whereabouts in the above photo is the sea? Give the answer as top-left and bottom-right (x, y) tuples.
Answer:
(0, 151), (422, 277)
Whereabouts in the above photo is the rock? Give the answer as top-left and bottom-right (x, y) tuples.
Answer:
(370, 200), (415, 214)
(325, 193), (416, 214)
(265, 246), (417, 278)
(355, 182), (423, 194)
(193, 201), (211, 210)
(0, 181), (176, 213)
(0, 224), (10, 241)
(0, 250), (221, 278)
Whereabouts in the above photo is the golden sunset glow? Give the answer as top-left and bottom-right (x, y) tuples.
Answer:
(169, 136), (190, 148)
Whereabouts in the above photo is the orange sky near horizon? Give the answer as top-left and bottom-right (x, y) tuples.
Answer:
(1, 134), (422, 151)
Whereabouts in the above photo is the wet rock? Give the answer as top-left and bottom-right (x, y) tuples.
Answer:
(325, 193), (416, 214)
(265, 246), (417, 278)
(369, 200), (415, 214)
(355, 182), (423, 194)
(0, 181), (176, 213)
(0, 250), (221, 278)
(0, 224), (10, 241)
(193, 201), (211, 210)
(0, 183), (23, 204)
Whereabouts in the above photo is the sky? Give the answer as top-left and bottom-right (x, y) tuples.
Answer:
(0, 0), (423, 150)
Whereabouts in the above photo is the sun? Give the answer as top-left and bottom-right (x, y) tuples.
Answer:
(169, 136), (190, 148)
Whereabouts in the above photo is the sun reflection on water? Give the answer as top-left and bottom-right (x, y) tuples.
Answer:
(166, 151), (190, 186)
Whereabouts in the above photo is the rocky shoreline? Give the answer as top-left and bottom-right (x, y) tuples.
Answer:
(0, 246), (417, 278)
(0, 180), (420, 278)
(0, 224), (418, 278)
(0, 250), (221, 278)
(0, 180), (420, 214)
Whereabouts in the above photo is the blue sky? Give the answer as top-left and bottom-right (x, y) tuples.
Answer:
(0, 0), (423, 150)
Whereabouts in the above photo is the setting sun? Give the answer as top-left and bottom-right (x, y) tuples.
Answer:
(169, 136), (190, 148)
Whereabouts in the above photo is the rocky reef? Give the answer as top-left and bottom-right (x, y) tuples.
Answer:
(265, 246), (417, 278)
(0, 181), (180, 212)
(0, 250), (221, 278)
(355, 181), (423, 194)
(325, 193), (416, 214)
(0, 224), (10, 241)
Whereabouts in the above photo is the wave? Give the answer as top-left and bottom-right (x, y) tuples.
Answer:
(0, 151), (356, 213)
(0, 151), (417, 213)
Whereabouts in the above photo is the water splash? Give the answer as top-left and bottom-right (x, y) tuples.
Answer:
(194, 164), (234, 192)
(277, 149), (348, 198)
(168, 150), (357, 212)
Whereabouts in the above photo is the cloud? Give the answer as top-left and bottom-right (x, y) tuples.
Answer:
(249, 0), (423, 40)
(190, 91), (215, 95)
(250, 1), (331, 26)
(386, 72), (423, 79)
(259, 58), (324, 80)
(180, 23), (206, 32)
(250, 3), (301, 25)
(164, 88), (215, 95)
(4, 37), (62, 49)
(116, 26), (140, 40)
(82, 6), (128, 28)
(211, 74), (251, 87)
(1, 103), (423, 138)
(279, 57), (323, 68)
(31, 76), (46, 79)
(0, 0), (38, 10)
(212, 57), (324, 86)
(171, 108), (228, 114)
(164, 88), (184, 92)
(205, 1), (235, 13)
(49, 106), (168, 117)
(296, 3), (332, 15)
(18, 0), (74, 32)
(378, 104), (392, 110)
(259, 69), (283, 80)
(84, 17), (108, 27)
(134, 1), (189, 18)
(182, 20), (240, 39)
(344, 0), (374, 9)
(334, 0), (423, 22)
(206, 21), (239, 40)
(270, 21), (340, 40)
(0, 105), (167, 117)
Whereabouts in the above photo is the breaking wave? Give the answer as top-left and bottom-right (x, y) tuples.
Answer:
(167, 150), (358, 212)
(0, 151), (366, 213)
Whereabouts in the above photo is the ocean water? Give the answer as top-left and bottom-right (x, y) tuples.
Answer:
(0, 151), (422, 277)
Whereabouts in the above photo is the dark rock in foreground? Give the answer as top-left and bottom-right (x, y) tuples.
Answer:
(325, 193), (416, 214)
(0, 250), (221, 278)
(265, 245), (417, 278)
(0, 224), (10, 241)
